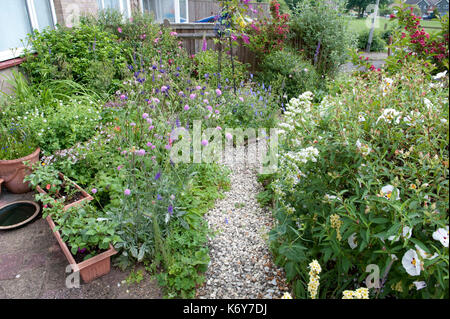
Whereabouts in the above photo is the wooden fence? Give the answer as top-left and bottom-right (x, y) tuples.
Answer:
(163, 21), (258, 68)
(188, 0), (269, 22)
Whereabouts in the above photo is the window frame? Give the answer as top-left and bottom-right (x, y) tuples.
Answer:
(139, 0), (189, 23)
(0, 0), (57, 62)
(98, 0), (132, 19)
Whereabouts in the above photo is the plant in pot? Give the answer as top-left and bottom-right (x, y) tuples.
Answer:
(24, 161), (93, 209)
(39, 196), (121, 283)
(0, 124), (40, 194)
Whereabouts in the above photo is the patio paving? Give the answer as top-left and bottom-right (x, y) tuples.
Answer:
(0, 187), (162, 299)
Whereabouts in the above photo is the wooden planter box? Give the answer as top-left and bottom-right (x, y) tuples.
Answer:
(36, 173), (117, 283)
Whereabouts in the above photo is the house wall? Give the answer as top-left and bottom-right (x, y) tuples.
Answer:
(436, 0), (449, 15)
(53, 0), (99, 27)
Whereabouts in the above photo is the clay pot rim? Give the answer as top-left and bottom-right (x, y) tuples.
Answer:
(0, 147), (40, 164)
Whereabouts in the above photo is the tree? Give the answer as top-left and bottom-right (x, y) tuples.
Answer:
(346, 0), (390, 18)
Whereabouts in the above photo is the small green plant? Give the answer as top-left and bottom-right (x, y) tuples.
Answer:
(126, 268), (145, 285)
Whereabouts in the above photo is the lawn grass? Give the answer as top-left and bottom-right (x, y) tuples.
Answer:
(345, 16), (442, 35)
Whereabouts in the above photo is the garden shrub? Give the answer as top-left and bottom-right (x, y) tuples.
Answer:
(258, 49), (321, 101)
(265, 61), (449, 299)
(20, 24), (127, 94)
(357, 29), (386, 52)
(288, 0), (352, 77)
(385, 5), (449, 73)
(192, 49), (249, 89)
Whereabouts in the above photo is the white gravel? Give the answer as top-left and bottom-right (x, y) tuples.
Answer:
(196, 141), (288, 299)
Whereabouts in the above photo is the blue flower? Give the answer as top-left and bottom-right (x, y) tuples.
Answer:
(157, 194), (162, 200)
(168, 205), (173, 215)
(155, 172), (161, 180)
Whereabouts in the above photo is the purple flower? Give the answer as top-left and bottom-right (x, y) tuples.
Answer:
(117, 165), (123, 171)
(190, 93), (196, 100)
(120, 94), (127, 100)
(148, 125), (154, 130)
(137, 149), (146, 156)
(170, 194), (175, 200)
(124, 189), (131, 196)
(147, 118), (152, 124)
(78, 248), (87, 254)
(184, 104), (190, 111)
(91, 188), (97, 194)
(117, 27), (122, 33)
(202, 38), (207, 51)
(147, 142), (153, 147)
(168, 205), (173, 215)
(165, 144), (171, 150)
(157, 194), (162, 200)
(155, 172), (161, 180)
(201, 139), (208, 146)
(142, 113), (149, 119)
(161, 85), (168, 92)
(130, 122), (136, 127)
(151, 145), (156, 149)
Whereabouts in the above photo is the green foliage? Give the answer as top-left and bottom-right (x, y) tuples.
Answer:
(259, 49), (322, 101)
(0, 123), (37, 160)
(192, 49), (249, 89)
(20, 24), (127, 94)
(288, 0), (352, 77)
(357, 29), (386, 52)
(267, 62), (449, 299)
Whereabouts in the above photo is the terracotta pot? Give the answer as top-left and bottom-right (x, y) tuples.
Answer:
(0, 147), (40, 194)
(46, 214), (117, 283)
(35, 173), (93, 210)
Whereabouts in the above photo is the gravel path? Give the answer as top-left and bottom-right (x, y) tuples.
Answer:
(196, 141), (289, 299)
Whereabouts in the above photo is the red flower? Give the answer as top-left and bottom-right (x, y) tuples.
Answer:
(46, 184), (51, 190)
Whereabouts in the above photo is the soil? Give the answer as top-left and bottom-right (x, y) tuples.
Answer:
(72, 247), (107, 264)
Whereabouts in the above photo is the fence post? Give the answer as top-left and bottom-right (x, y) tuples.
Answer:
(387, 35), (392, 57)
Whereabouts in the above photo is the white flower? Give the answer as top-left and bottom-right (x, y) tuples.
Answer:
(432, 226), (449, 248)
(358, 113), (366, 122)
(356, 139), (372, 156)
(381, 184), (400, 200)
(377, 108), (402, 124)
(432, 70), (447, 80)
(415, 244), (438, 260)
(281, 292), (293, 299)
(388, 226), (412, 242)
(401, 249), (421, 276)
(423, 98), (433, 111)
(348, 233), (358, 249)
(441, 119), (448, 124)
(413, 281), (427, 290)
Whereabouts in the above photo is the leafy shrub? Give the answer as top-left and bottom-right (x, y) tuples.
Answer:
(243, 0), (291, 58)
(357, 29), (386, 52)
(266, 61), (449, 299)
(259, 49), (321, 101)
(288, 0), (352, 77)
(386, 5), (449, 73)
(192, 49), (249, 88)
(21, 24), (127, 94)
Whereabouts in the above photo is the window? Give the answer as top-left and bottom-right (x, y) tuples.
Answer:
(141, 0), (189, 23)
(97, 0), (131, 18)
(0, 0), (57, 61)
